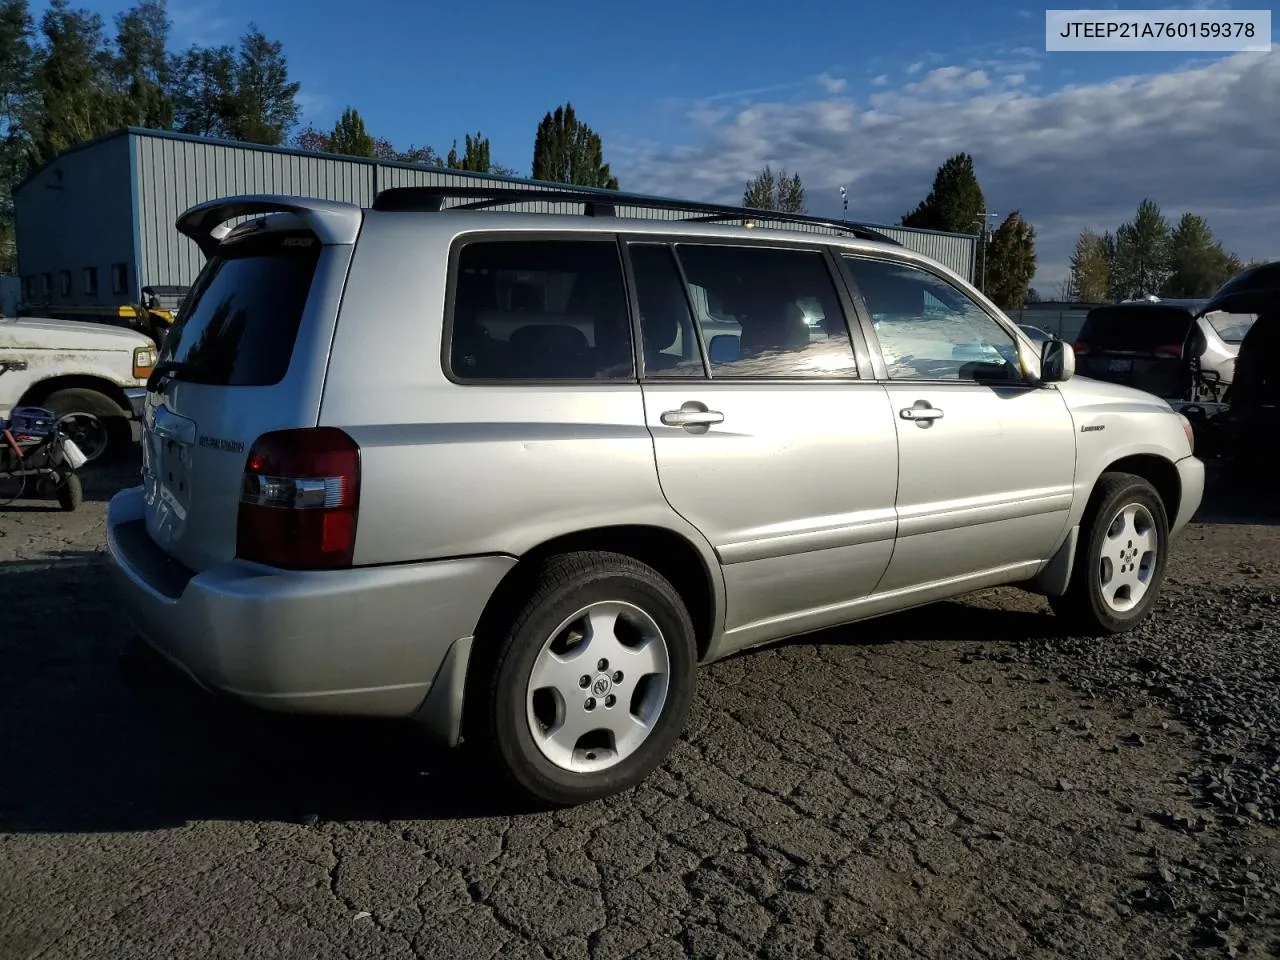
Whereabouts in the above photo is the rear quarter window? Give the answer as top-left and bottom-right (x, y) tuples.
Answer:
(446, 238), (634, 381)
(157, 232), (322, 387)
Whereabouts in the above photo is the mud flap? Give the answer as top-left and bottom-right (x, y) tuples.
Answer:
(411, 635), (474, 748)
(1028, 525), (1079, 597)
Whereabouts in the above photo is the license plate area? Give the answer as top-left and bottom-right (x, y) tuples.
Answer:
(1108, 358), (1134, 373)
(144, 405), (197, 544)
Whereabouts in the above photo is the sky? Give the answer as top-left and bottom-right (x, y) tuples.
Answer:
(43, 0), (1280, 292)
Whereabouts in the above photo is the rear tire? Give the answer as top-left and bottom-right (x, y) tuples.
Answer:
(469, 551), (697, 808)
(40, 388), (131, 464)
(1049, 472), (1169, 635)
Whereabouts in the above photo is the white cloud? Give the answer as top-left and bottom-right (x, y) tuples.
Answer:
(294, 90), (332, 125)
(872, 74), (890, 86)
(817, 72), (848, 94)
(617, 52), (1280, 291)
(166, 0), (235, 46)
(906, 61), (925, 75)
(1017, 8), (1033, 18)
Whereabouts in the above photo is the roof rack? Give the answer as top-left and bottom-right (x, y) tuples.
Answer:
(370, 185), (901, 245)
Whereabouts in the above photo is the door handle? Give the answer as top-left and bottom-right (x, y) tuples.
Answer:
(661, 410), (724, 427)
(899, 401), (944, 425)
(661, 403), (724, 429)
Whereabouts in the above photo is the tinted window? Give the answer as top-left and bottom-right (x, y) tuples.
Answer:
(629, 243), (705, 378)
(449, 240), (633, 380)
(674, 244), (858, 378)
(158, 232), (321, 387)
(1078, 306), (1195, 351)
(843, 255), (1021, 382)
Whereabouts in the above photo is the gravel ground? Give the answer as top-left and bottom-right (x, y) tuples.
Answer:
(2, 456), (1280, 959)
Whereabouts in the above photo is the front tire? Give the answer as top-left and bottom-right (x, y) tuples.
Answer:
(1049, 472), (1170, 635)
(470, 551), (697, 808)
(40, 388), (130, 464)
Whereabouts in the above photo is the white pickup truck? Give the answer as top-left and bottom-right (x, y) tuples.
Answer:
(0, 315), (156, 462)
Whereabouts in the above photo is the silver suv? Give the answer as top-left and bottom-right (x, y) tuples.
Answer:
(106, 187), (1205, 808)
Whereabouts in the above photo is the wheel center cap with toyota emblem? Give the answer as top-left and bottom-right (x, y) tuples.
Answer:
(591, 675), (612, 697)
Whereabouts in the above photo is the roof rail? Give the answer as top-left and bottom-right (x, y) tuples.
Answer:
(370, 185), (901, 245)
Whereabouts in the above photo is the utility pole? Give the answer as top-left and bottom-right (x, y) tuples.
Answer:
(840, 186), (848, 219)
(973, 212), (998, 293)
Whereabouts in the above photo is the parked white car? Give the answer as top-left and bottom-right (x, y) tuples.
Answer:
(0, 315), (156, 461)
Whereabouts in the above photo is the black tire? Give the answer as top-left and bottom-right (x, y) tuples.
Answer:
(468, 551), (697, 809)
(39, 387), (131, 464)
(1049, 472), (1170, 635)
(56, 473), (82, 512)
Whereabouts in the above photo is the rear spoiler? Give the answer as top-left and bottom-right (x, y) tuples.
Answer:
(176, 195), (364, 257)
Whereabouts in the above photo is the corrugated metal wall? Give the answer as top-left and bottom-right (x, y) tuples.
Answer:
(136, 134), (374, 287)
(131, 131), (977, 287)
(14, 134), (136, 309)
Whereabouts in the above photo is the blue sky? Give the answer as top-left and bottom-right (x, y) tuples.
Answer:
(38, 0), (1280, 290)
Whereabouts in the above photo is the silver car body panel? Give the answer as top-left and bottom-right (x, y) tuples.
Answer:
(106, 194), (1206, 741)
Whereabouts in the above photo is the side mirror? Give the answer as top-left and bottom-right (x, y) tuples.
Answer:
(1040, 339), (1076, 383)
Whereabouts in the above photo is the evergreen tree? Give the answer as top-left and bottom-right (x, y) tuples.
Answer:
(29, 0), (120, 161)
(983, 211), (1037, 309)
(531, 103), (618, 188)
(446, 131), (490, 173)
(169, 23), (298, 145)
(1111, 198), (1171, 299)
(900, 152), (985, 234)
(0, 0), (33, 269)
(111, 0), (172, 129)
(221, 24), (299, 145)
(1068, 229), (1111, 302)
(1162, 212), (1242, 298)
(742, 164), (805, 212)
(325, 106), (374, 157)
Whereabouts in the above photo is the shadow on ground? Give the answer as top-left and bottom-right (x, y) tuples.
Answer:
(0, 552), (517, 836)
(1192, 461), (1280, 526)
(0, 546), (1065, 838)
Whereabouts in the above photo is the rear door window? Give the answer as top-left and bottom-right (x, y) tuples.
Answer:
(447, 239), (634, 381)
(159, 232), (321, 386)
(673, 243), (859, 379)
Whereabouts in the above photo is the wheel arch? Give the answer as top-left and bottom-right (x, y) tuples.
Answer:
(472, 524), (722, 663)
(456, 523), (723, 750)
(1029, 452), (1181, 598)
(18, 374), (132, 415)
(1099, 453), (1181, 524)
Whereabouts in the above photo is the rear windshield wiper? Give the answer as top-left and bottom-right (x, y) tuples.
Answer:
(146, 360), (197, 393)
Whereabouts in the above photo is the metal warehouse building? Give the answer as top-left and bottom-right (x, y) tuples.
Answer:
(13, 127), (978, 313)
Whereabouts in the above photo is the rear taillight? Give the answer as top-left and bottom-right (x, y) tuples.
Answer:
(236, 427), (361, 570)
(1073, 341), (1089, 355)
(1154, 344), (1183, 359)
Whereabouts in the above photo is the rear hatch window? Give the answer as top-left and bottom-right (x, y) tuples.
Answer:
(158, 232), (322, 386)
(1077, 306), (1194, 353)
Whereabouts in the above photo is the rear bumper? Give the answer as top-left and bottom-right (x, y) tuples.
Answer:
(104, 486), (515, 743)
(1172, 454), (1205, 537)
